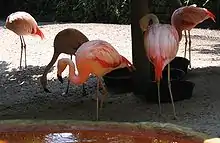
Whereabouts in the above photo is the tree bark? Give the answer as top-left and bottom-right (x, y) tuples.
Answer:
(216, 0), (220, 28)
(131, 0), (153, 96)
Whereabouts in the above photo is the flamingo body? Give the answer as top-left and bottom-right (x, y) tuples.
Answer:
(145, 24), (179, 81)
(5, 11), (44, 39)
(74, 40), (132, 80)
(172, 4), (215, 31)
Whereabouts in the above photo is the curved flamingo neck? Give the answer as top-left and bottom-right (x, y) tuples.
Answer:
(139, 13), (159, 32)
(171, 15), (184, 41)
(68, 62), (89, 85)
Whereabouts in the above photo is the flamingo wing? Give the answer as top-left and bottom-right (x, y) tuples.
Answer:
(7, 11), (37, 25)
(144, 24), (179, 81)
(87, 40), (122, 68)
(145, 24), (179, 69)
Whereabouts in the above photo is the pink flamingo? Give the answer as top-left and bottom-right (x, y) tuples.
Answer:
(139, 5), (215, 119)
(5, 11), (44, 69)
(57, 40), (135, 120)
(172, 4), (216, 68)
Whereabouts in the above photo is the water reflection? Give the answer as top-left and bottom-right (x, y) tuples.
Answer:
(44, 131), (135, 143)
(45, 133), (78, 143)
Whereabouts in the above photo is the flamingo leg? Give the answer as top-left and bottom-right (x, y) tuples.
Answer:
(157, 80), (162, 115)
(96, 77), (100, 121)
(99, 78), (108, 109)
(168, 63), (177, 119)
(184, 30), (188, 58)
(22, 36), (27, 68)
(65, 55), (73, 94)
(19, 36), (23, 69)
(188, 30), (192, 68)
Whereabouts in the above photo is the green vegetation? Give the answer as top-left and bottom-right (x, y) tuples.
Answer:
(0, 0), (219, 28)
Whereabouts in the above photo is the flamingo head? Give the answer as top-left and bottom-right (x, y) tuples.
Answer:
(139, 13), (159, 33)
(57, 58), (70, 83)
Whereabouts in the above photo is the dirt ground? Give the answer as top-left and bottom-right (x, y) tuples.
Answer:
(0, 21), (220, 137)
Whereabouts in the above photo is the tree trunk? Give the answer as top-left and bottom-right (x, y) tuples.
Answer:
(131, 0), (153, 97)
(216, 0), (220, 28)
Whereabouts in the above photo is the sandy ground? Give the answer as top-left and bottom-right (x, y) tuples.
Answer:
(0, 21), (220, 137)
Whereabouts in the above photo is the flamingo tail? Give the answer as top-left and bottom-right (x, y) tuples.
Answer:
(154, 57), (163, 82)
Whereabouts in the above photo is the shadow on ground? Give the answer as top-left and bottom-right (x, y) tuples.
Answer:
(191, 44), (220, 55)
(1, 60), (220, 136)
(0, 60), (99, 120)
(190, 34), (220, 42)
(0, 59), (220, 122)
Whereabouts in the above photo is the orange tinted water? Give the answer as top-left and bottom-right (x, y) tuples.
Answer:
(0, 126), (204, 143)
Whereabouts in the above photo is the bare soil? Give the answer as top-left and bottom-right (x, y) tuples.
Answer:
(0, 21), (220, 137)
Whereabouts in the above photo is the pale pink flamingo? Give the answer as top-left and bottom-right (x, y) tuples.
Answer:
(57, 40), (135, 120)
(139, 6), (215, 119)
(172, 4), (216, 68)
(5, 11), (44, 69)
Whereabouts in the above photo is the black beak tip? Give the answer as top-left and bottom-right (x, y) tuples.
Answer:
(57, 74), (63, 83)
(44, 88), (51, 93)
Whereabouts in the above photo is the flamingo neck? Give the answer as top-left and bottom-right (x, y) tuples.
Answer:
(68, 63), (89, 85)
(175, 27), (183, 41)
(147, 14), (160, 25)
(171, 15), (184, 41)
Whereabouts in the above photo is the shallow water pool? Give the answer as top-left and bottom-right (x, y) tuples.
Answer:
(0, 120), (209, 143)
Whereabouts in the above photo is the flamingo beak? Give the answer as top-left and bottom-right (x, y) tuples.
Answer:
(57, 74), (63, 83)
